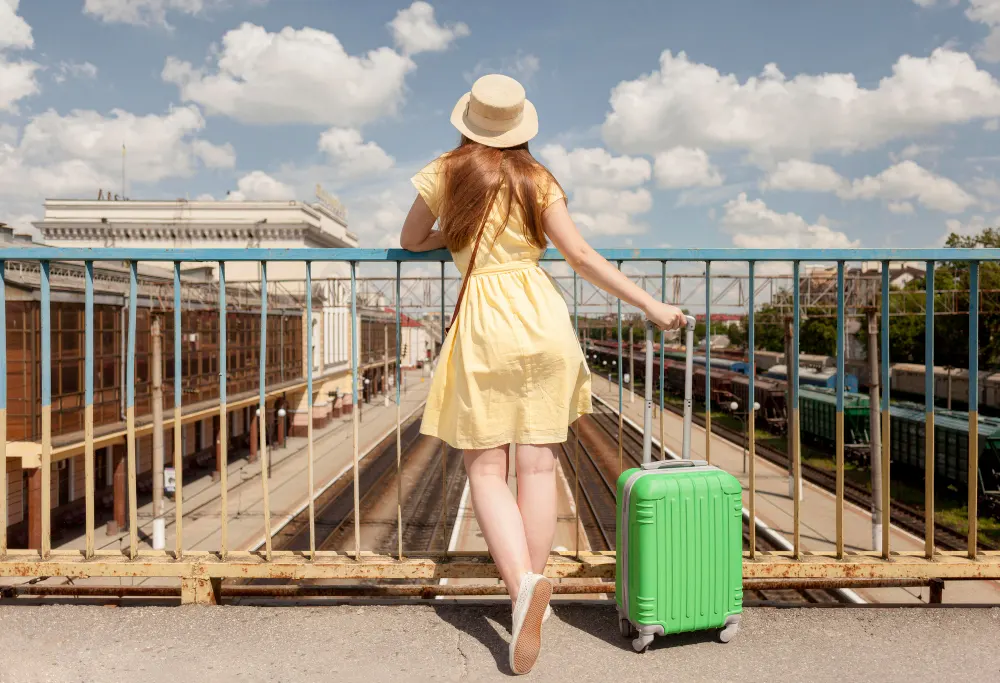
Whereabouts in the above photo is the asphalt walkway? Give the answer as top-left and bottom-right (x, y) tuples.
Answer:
(0, 603), (996, 682)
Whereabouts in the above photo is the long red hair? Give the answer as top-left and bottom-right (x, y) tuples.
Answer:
(438, 136), (563, 252)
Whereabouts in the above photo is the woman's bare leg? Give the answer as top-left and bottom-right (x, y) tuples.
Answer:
(463, 444), (533, 601)
(514, 443), (559, 576)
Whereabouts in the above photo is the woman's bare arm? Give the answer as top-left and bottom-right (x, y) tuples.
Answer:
(543, 199), (687, 330)
(399, 195), (447, 252)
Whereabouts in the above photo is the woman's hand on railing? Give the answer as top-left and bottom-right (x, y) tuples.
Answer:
(643, 301), (688, 330)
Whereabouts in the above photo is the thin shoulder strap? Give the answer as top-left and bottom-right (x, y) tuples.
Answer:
(446, 183), (500, 333)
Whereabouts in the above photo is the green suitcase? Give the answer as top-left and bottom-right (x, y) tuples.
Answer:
(615, 319), (744, 652)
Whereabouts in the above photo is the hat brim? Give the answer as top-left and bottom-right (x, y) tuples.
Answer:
(450, 92), (539, 148)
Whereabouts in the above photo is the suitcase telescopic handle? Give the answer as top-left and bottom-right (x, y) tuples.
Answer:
(682, 316), (695, 460)
(641, 459), (709, 470)
(641, 315), (697, 463)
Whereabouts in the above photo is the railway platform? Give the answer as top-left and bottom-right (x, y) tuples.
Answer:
(590, 374), (1000, 604)
(1, 603), (996, 682)
(0, 370), (431, 592)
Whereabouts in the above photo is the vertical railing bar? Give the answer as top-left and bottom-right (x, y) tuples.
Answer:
(259, 262), (272, 560)
(617, 260), (623, 476)
(440, 260), (448, 553)
(173, 263), (183, 559)
(924, 261), (935, 560)
(126, 261), (138, 560)
(40, 261), (52, 558)
(881, 261), (891, 560)
(792, 260), (801, 559)
(218, 262), (229, 560)
(573, 270), (582, 559)
(747, 262), (756, 558)
(84, 262), (95, 559)
(0, 259), (5, 557)
(395, 261), (403, 561)
(660, 261), (666, 460)
(351, 262), (361, 560)
(835, 261), (845, 559)
(306, 262), (316, 560)
(969, 261), (979, 559)
(705, 261), (711, 464)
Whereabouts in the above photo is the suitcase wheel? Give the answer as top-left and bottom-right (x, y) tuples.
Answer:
(618, 617), (635, 639)
(719, 622), (739, 644)
(631, 633), (654, 653)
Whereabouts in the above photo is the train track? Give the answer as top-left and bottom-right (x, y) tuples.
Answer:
(571, 406), (843, 604)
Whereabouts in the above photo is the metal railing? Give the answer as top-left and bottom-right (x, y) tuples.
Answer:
(0, 247), (999, 604)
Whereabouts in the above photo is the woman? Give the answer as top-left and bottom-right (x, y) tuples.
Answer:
(399, 74), (686, 674)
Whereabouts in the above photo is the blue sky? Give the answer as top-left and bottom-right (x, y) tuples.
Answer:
(4, 0), (1000, 251)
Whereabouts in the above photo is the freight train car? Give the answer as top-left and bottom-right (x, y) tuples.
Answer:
(798, 387), (871, 447)
(763, 365), (859, 393)
(728, 374), (787, 432)
(889, 404), (1000, 508)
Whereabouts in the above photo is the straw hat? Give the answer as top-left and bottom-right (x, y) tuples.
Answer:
(451, 74), (538, 148)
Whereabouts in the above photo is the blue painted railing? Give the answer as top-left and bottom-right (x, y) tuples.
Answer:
(0, 247), (994, 574)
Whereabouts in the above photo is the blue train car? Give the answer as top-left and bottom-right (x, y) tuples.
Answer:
(664, 351), (751, 376)
(764, 365), (859, 393)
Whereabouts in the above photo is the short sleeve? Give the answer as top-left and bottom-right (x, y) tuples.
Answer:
(539, 176), (566, 212)
(411, 157), (446, 217)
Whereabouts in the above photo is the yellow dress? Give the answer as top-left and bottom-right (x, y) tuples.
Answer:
(412, 156), (593, 450)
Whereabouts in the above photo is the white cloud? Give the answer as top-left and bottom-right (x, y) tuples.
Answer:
(537, 144), (652, 236)
(721, 193), (859, 248)
(570, 211), (647, 236)
(0, 1), (38, 112)
(191, 139), (236, 168)
(943, 214), (996, 242)
(0, 105), (237, 201)
(538, 144), (650, 189)
(967, 0), (1000, 62)
(53, 60), (98, 83)
(388, 1), (468, 55)
(0, 0), (32, 49)
(318, 127), (394, 179)
(843, 160), (975, 212)
(195, 193), (215, 200)
(0, 56), (39, 110)
(986, 118), (1000, 130)
(227, 171), (294, 201)
(163, 23), (415, 126)
(761, 158), (974, 213)
(892, 143), (947, 162)
(888, 201), (916, 214)
(571, 187), (652, 214)
(760, 159), (846, 192)
(465, 52), (540, 85)
(83, 0), (263, 28)
(602, 48), (1000, 160)
(653, 147), (723, 188)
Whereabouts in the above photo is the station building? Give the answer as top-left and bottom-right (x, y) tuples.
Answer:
(2, 193), (398, 549)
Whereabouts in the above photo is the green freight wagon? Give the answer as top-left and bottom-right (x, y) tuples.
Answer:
(798, 387), (871, 447)
(889, 405), (1000, 502)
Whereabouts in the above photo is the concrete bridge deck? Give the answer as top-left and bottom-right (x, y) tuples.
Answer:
(1, 603), (997, 682)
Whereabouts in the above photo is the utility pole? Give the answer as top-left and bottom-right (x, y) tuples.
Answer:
(866, 309), (883, 552)
(151, 315), (165, 550)
(384, 325), (390, 408)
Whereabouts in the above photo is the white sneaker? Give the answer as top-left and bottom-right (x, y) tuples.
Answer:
(509, 573), (552, 675)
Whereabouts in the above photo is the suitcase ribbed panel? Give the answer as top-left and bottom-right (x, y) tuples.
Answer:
(625, 469), (743, 636)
